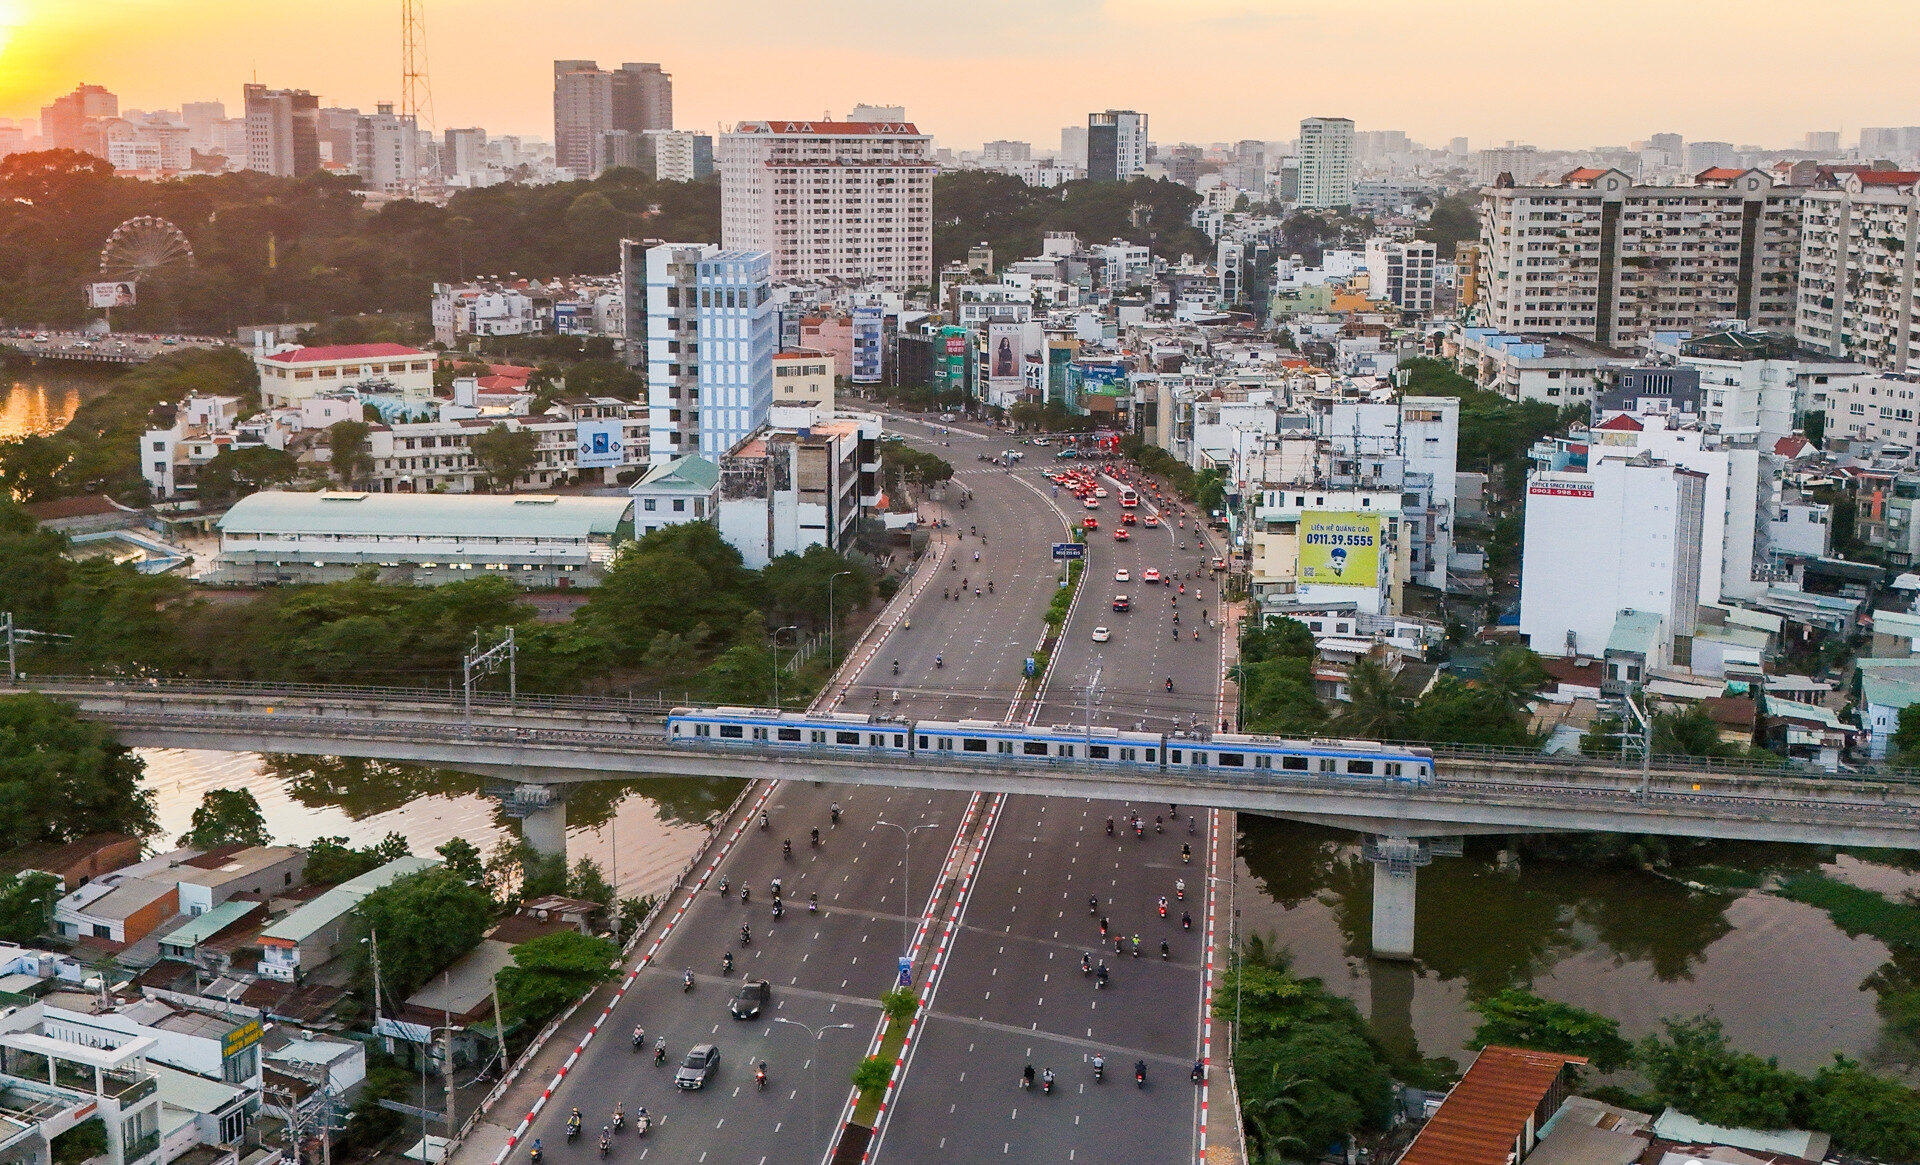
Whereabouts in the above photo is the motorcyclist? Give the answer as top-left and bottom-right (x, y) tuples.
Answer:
(682, 968), (694, 991)
(741, 924), (752, 945)
(772, 899), (784, 918)
(760, 811), (769, 830)
(1161, 940), (1171, 959)
(1041, 1068), (1055, 1092)
(1089, 895), (1098, 915)
(1131, 934), (1142, 957)
(1136, 1060), (1148, 1085)
(1092, 1054), (1105, 1080)
(892, 660), (899, 675)
(742, 884), (751, 904)
(632, 1025), (645, 1048)
(810, 827), (820, 846)
(1022, 1063), (1035, 1089)
(1182, 843), (1192, 863)
(530, 1141), (543, 1165)
(783, 838), (792, 857)
(1192, 1059), (1206, 1083)
(755, 1062), (767, 1089)
(1106, 817), (1114, 835)
(935, 654), (943, 668)
(612, 1103), (624, 1132)
(654, 1037), (667, 1065)
(1182, 911), (1192, 931)
(1158, 897), (1168, 917)
(831, 803), (840, 824)
(723, 951), (733, 973)
(1099, 916), (1109, 936)
(1176, 878), (1186, 899)
(1082, 952), (1093, 974)
(808, 892), (818, 913)
(1096, 963), (1109, 986)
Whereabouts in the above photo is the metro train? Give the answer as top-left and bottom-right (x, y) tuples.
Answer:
(665, 706), (1434, 785)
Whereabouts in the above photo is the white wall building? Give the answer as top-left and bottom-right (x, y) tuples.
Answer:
(1297, 117), (1355, 209)
(1796, 170), (1920, 374)
(719, 119), (934, 293)
(253, 343), (434, 410)
(715, 408), (878, 569)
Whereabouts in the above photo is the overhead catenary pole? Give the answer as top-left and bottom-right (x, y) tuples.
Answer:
(826, 572), (852, 671)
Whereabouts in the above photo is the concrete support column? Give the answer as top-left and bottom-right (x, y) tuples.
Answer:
(1364, 835), (1426, 961)
(513, 785), (569, 861)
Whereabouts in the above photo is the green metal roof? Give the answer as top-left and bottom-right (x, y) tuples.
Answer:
(219, 492), (633, 540)
(1605, 610), (1665, 657)
(635, 455), (720, 492)
(158, 901), (257, 948)
(259, 856), (437, 945)
(1861, 662), (1920, 712)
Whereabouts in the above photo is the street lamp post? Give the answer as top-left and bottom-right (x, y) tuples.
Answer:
(771, 1018), (856, 1153)
(873, 819), (941, 953)
(771, 625), (798, 710)
(826, 571), (853, 672)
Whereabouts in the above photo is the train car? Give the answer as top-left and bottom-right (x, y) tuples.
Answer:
(911, 719), (1165, 770)
(1176, 732), (1433, 785)
(666, 707), (913, 753)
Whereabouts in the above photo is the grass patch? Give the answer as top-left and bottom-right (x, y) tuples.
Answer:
(850, 1020), (908, 1127)
(1044, 559), (1083, 632)
(1776, 872), (1920, 950)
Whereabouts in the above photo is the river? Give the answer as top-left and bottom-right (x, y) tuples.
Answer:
(138, 749), (742, 903)
(1235, 817), (1910, 1077)
(0, 366), (115, 440)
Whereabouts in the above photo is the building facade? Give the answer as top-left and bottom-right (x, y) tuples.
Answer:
(1297, 117), (1355, 209)
(242, 84), (320, 177)
(1796, 169), (1920, 373)
(1477, 167), (1804, 346)
(718, 119), (934, 292)
(1086, 110), (1148, 182)
(695, 251), (778, 459)
(552, 61), (671, 176)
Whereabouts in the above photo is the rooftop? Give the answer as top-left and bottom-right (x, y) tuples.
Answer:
(65, 877), (173, 921)
(258, 343), (426, 365)
(259, 856), (437, 946)
(157, 901), (262, 948)
(171, 846), (303, 887)
(1606, 610), (1666, 657)
(1398, 1046), (1587, 1165)
(219, 492), (633, 541)
(634, 455), (720, 493)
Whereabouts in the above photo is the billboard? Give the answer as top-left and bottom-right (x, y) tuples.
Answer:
(988, 322), (1024, 385)
(575, 420), (627, 469)
(88, 281), (136, 308)
(1299, 511), (1381, 587)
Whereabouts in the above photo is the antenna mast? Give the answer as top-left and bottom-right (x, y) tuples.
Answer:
(400, 0), (438, 192)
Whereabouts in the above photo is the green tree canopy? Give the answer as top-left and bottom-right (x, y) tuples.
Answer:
(495, 930), (619, 1022)
(1635, 1015), (1802, 1130)
(470, 423), (541, 492)
(328, 420), (373, 488)
(0, 693), (157, 850)
(355, 865), (493, 1002)
(1805, 1056), (1920, 1159)
(0, 871), (62, 944)
(195, 446), (299, 507)
(1468, 988), (1634, 1073)
(304, 831), (410, 885)
(178, 787), (272, 849)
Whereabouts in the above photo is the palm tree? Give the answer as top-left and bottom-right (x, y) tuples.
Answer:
(1333, 658), (1408, 740)
(1244, 1073), (1309, 1163)
(1480, 646), (1550, 719)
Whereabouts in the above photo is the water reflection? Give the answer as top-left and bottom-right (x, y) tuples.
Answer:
(1235, 816), (1896, 1074)
(0, 376), (101, 440)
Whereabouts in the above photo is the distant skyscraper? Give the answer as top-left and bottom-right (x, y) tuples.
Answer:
(719, 118), (933, 292)
(1449, 137), (1470, 157)
(1059, 126), (1087, 169)
(442, 127), (487, 180)
(317, 107), (361, 169)
(1684, 140), (1737, 172)
(354, 103), (419, 194)
(1086, 110), (1148, 182)
(555, 60), (674, 176)
(181, 101), (225, 149)
(243, 84), (321, 177)
(1477, 142), (1539, 186)
(1296, 116), (1354, 208)
(41, 83), (117, 154)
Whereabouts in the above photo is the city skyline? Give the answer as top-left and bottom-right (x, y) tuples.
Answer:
(5, 0), (1916, 151)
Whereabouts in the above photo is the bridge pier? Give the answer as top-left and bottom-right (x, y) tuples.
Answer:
(496, 783), (569, 861)
(1361, 835), (1460, 960)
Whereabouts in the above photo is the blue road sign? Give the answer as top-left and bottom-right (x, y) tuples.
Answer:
(897, 957), (913, 988)
(1052, 543), (1085, 560)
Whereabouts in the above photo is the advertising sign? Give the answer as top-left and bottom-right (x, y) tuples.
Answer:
(852, 305), (885, 384)
(1528, 483), (1594, 498)
(88, 281), (136, 308)
(1298, 511), (1381, 587)
(988, 322), (1023, 384)
(575, 420), (626, 469)
(223, 1018), (264, 1057)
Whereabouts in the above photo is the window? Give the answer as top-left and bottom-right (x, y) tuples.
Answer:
(1088, 745), (1110, 760)
(1216, 753), (1245, 767)
(777, 727), (802, 742)
(1347, 759), (1375, 775)
(1282, 755), (1309, 771)
(644, 499), (656, 511)
(719, 724), (744, 739)
(963, 738), (988, 752)
(1022, 741), (1049, 756)
(673, 499), (686, 512)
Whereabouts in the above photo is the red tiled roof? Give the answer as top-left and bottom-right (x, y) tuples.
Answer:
(1695, 167), (1747, 181)
(1398, 1046), (1586, 1165)
(262, 343), (425, 364)
(736, 120), (921, 136)
(1858, 170), (1920, 186)
(1703, 695), (1758, 730)
(22, 495), (129, 521)
(1595, 414), (1644, 431)
(1561, 167), (1608, 183)
(476, 376), (527, 392)
(486, 363), (535, 382)
(1773, 435), (1812, 458)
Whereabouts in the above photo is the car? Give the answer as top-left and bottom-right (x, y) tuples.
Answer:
(1112, 595), (1130, 611)
(1115, 569), (1131, 582)
(1091, 626), (1111, 642)
(940, 413), (956, 422)
(675, 1044), (721, 1089)
(1082, 517), (1099, 530)
(1033, 437), (1052, 446)
(1113, 529), (1130, 541)
(1144, 515), (1160, 527)
(1212, 557), (1228, 571)
(1122, 512), (1137, 525)
(1142, 568), (1163, 583)
(729, 979), (772, 1019)
(1083, 499), (1100, 510)
(1056, 449), (1078, 458)
(1093, 488), (1108, 499)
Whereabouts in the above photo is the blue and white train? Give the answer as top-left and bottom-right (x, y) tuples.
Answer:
(665, 706), (1433, 786)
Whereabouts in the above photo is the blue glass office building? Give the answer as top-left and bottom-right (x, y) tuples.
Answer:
(695, 250), (776, 460)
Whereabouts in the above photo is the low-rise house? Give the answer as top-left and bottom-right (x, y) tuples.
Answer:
(1395, 1045), (1587, 1165)
(0, 834), (145, 890)
(171, 849), (305, 916)
(155, 903), (267, 975)
(0, 1006), (165, 1165)
(1855, 659), (1920, 758)
(55, 877), (179, 947)
(629, 455), (720, 536)
(256, 856), (437, 984)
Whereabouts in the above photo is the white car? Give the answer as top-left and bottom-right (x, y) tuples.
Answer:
(1091, 627), (1111, 643)
(1115, 569), (1131, 583)
(1093, 488), (1108, 498)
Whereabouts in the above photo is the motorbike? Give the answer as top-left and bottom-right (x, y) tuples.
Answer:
(782, 840), (792, 858)
(717, 875), (729, 895)
(1192, 1062), (1205, 1084)
(1176, 880), (1186, 900)
(598, 1136), (609, 1159)
(1161, 941), (1170, 960)
(1041, 1071), (1053, 1095)
(1136, 1063), (1147, 1088)
(1183, 913), (1192, 931)
(682, 969), (694, 992)
(741, 925), (752, 946)
(772, 900), (784, 919)
(530, 1148), (543, 1165)
(1020, 1068), (1034, 1090)
(566, 1121), (580, 1143)
(612, 1111), (623, 1134)
(722, 952), (734, 975)
(634, 1112), (650, 1138)
(631, 1028), (645, 1051)
(1093, 1058), (1105, 1082)
(654, 1041), (667, 1066)
(742, 886), (751, 904)
(1096, 965), (1109, 989)
(1081, 954), (1093, 975)
(809, 894), (818, 913)
(756, 1065), (768, 1091)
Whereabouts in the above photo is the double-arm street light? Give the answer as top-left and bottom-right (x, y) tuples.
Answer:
(771, 1018), (857, 1152)
(873, 819), (942, 953)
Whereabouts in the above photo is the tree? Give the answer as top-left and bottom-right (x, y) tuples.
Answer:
(304, 831), (410, 885)
(879, 987), (917, 1024)
(1636, 1015), (1802, 1129)
(565, 857), (615, 906)
(178, 788), (272, 849)
(1652, 703), (1740, 759)
(1408, 676), (1536, 747)
(0, 871), (62, 944)
(761, 546), (875, 632)
(435, 837), (485, 885)
(851, 1055), (892, 1095)
(1892, 703), (1920, 766)
(328, 420), (373, 488)
(1805, 1056), (1920, 1159)
(495, 931), (620, 1022)
(1468, 989), (1634, 1073)
(1800, 410), (1826, 448)
(195, 446), (298, 506)
(471, 423), (541, 491)
(0, 693), (157, 851)
(1479, 647), (1550, 718)
(1331, 659), (1409, 739)
(355, 866), (493, 1002)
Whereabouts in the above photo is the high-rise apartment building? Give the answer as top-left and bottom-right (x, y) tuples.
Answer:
(719, 119), (934, 293)
(603, 129), (711, 181)
(1685, 141), (1738, 172)
(1364, 239), (1437, 314)
(243, 84), (321, 177)
(553, 60), (673, 176)
(442, 128), (488, 180)
(1796, 169), (1920, 373)
(1477, 142), (1540, 186)
(1059, 126), (1088, 169)
(1086, 110), (1148, 182)
(1297, 117), (1355, 208)
(1477, 167), (1804, 346)
(41, 83), (117, 154)
(354, 103), (419, 195)
(628, 243), (776, 462)
(181, 101), (225, 149)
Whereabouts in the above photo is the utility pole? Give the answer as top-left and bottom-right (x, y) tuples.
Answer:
(463, 628), (517, 725)
(1, 612), (71, 683)
(826, 572), (852, 671)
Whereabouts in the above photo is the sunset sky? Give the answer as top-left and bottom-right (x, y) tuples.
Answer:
(6, 0), (1916, 150)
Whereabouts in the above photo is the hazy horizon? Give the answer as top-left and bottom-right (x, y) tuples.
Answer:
(5, 0), (1914, 152)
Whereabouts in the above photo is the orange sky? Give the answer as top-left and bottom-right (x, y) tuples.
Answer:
(6, 0), (1916, 150)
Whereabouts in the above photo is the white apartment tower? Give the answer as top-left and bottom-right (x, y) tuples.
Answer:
(631, 243), (776, 463)
(1297, 117), (1355, 208)
(719, 118), (934, 293)
(355, 103), (418, 195)
(1477, 167), (1804, 346)
(1087, 110), (1149, 182)
(1796, 169), (1920, 373)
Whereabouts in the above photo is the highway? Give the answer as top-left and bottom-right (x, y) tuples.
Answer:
(873, 447), (1226, 1163)
(490, 414), (1092, 1165)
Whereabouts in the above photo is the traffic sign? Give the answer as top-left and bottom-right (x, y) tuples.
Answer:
(897, 956), (913, 987)
(1052, 543), (1085, 560)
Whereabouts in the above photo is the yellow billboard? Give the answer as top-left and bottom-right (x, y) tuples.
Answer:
(1298, 511), (1381, 587)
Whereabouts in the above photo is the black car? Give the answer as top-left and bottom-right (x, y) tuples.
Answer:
(674, 1044), (720, 1089)
(729, 979), (772, 1020)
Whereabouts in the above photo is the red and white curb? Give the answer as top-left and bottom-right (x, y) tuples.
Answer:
(488, 778), (778, 1165)
(823, 789), (1007, 1165)
(1195, 807), (1223, 1163)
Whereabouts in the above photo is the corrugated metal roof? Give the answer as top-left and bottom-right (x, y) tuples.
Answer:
(635, 455), (720, 492)
(1398, 1046), (1585, 1165)
(260, 856), (437, 945)
(158, 901), (258, 947)
(219, 492), (633, 540)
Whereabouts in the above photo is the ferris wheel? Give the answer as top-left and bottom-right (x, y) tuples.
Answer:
(98, 215), (194, 283)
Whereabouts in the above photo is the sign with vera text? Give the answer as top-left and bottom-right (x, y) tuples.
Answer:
(575, 420), (626, 469)
(88, 281), (136, 308)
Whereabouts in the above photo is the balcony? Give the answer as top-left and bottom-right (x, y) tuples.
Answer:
(125, 1129), (161, 1163)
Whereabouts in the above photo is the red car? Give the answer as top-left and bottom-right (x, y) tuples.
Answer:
(1121, 512), (1137, 525)
(1083, 517), (1099, 530)
(1143, 515), (1161, 527)
(1113, 528), (1130, 541)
